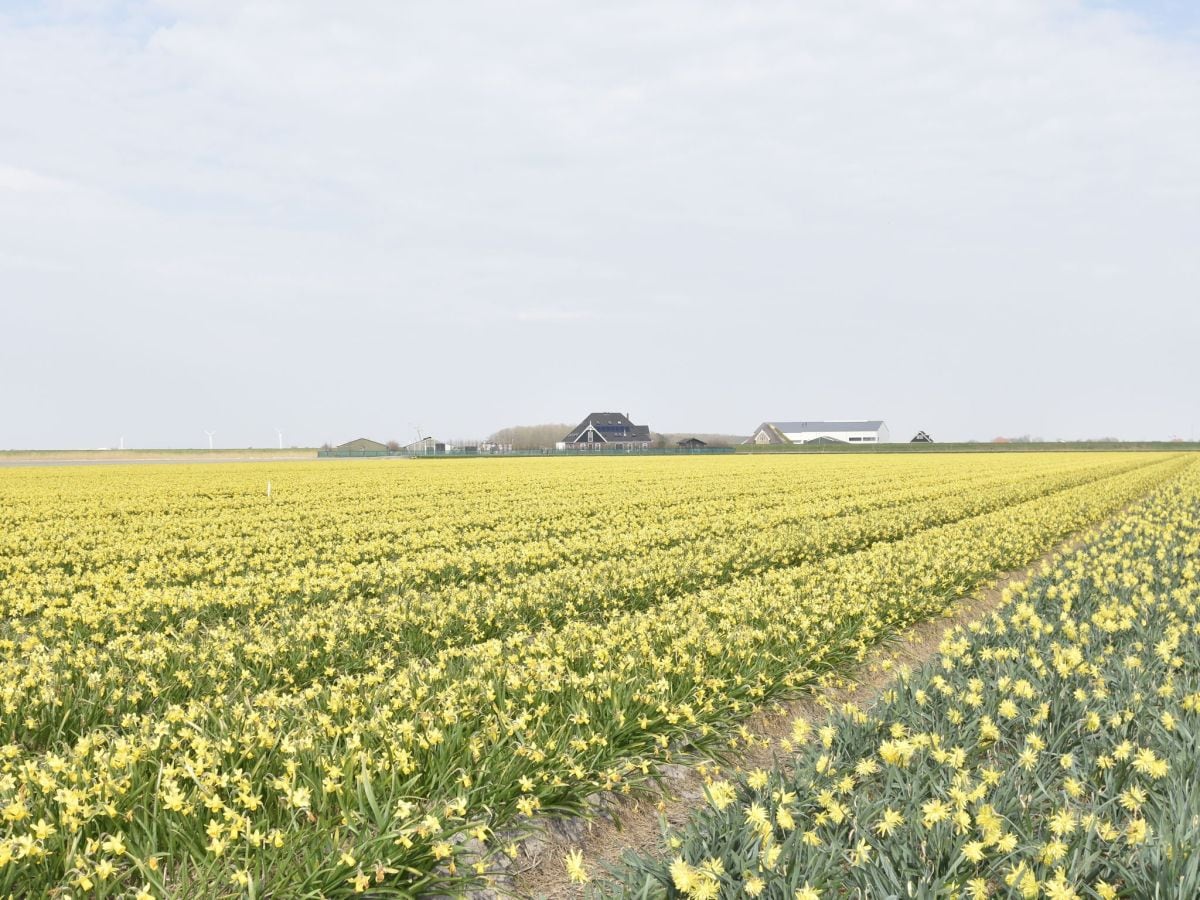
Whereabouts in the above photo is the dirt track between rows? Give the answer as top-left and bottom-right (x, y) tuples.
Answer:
(509, 511), (1122, 899)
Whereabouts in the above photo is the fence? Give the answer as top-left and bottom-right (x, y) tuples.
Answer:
(737, 441), (1200, 454)
(316, 449), (398, 458)
(318, 447), (737, 459)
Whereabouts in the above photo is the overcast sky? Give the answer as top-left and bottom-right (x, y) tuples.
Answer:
(2, 0), (1198, 448)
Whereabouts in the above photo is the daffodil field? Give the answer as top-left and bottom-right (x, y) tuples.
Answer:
(602, 460), (1200, 899)
(0, 453), (1193, 897)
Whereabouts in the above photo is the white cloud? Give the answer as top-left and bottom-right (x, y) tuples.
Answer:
(0, 1), (1198, 446)
(514, 310), (597, 323)
(0, 164), (71, 193)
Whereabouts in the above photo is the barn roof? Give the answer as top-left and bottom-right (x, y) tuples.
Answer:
(766, 420), (884, 433)
(563, 412), (651, 443)
(334, 437), (388, 450)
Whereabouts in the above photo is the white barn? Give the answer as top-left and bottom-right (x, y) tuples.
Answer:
(748, 420), (889, 446)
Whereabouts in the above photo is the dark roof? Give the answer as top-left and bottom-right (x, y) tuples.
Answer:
(677, 437), (707, 447)
(562, 412), (652, 444)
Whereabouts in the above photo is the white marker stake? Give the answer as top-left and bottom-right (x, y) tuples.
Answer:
(267, 480), (272, 498)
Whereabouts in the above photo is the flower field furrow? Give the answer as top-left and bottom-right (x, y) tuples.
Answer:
(1, 456), (1126, 645)
(0, 458), (1163, 753)
(0, 453), (1191, 897)
(601, 460), (1200, 898)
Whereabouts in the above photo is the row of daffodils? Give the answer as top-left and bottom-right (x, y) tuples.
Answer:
(0, 453), (1191, 896)
(601, 459), (1200, 898)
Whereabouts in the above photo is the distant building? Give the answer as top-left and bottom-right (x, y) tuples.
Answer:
(558, 412), (652, 450)
(747, 420), (889, 446)
(677, 437), (707, 449)
(910, 431), (934, 443)
(405, 436), (446, 455)
(335, 437), (388, 452)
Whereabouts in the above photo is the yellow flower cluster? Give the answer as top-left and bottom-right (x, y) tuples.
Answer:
(0, 452), (1189, 895)
(604, 455), (1200, 898)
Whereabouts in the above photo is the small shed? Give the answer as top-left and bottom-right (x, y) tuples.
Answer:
(910, 431), (934, 443)
(677, 437), (707, 449)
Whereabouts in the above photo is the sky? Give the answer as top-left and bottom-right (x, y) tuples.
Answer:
(2, 0), (1198, 448)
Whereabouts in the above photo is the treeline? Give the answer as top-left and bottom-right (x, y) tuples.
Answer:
(487, 424), (575, 450)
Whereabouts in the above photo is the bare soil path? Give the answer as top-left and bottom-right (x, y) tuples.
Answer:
(505, 517), (1111, 899)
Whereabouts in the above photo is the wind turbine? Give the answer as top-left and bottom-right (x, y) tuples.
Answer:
(275, 427), (283, 450)
(204, 430), (215, 451)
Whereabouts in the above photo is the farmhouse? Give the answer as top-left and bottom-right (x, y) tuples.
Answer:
(558, 412), (652, 450)
(335, 437), (387, 452)
(748, 420), (889, 445)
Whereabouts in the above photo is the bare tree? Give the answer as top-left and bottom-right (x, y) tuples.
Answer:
(487, 424), (574, 450)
